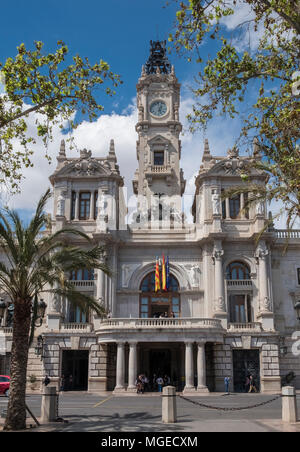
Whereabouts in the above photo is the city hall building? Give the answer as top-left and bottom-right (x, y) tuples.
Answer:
(0, 41), (300, 394)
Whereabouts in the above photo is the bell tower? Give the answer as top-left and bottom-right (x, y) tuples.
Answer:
(132, 41), (186, 223)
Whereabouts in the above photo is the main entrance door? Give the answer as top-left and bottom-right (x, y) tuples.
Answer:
(149, 349), (171, 378)
(61, 350), (89, 391)
(233, 349), (260, 393)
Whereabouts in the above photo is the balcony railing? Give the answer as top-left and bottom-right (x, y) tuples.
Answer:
(228, 322), (263, 332)
(60, 323), (93, 332)
(227, 280), (253, 288)
(69, 280), (95, 289)
(275, 230), (300, 239)
(0, 327), (13, 335)
(98, 317), (223, 330)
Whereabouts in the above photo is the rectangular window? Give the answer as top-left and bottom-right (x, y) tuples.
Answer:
(94, 191), (98, 219)
(68, 305), (89, 323)
(154, 151), (164, 166)
(79, 192), (91, 220)
(229, 295), (252, 323)
(297, 268), (300, 285)
(71, 191), (76, 220)
(229, 196), (240, 219)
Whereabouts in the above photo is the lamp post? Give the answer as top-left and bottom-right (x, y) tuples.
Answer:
(295, 301), (300, 322)
(34, 334), (45, 359)
(0, 298), (7, 326)
(34, 299), (47, 327)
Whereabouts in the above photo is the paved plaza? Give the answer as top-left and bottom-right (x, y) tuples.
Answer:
(1, 392), (300, 432)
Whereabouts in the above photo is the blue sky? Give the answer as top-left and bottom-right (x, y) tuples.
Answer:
(0, 0), (196, 114)
(0, 0), (291, 227)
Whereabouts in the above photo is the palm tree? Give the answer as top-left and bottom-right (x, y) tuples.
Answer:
(0, 189), (110, 430)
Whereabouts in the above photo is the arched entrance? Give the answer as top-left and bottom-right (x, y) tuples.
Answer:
(139, 272), (180, 318)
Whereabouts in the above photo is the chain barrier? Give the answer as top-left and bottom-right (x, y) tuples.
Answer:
(55, 391), (68, 423)
(178, 394), (282, 412)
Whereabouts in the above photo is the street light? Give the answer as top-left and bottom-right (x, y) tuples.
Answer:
(295, 301), (300, 321)
(34, 334), (44, 359)
(34, 299), (47, 327)
(0, 298), (7, 324)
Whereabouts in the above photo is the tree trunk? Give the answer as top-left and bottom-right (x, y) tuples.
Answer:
(3, 299), (31, 431)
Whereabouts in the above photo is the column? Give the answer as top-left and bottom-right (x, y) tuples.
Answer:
(114, 342), (126, 392)
(197, 342), (209, 392)
(183, 342), (195, 392)
(90, 191), (95, 220)
(240, 193), (245, 219)
(225, 198), (230, 219)
(75, 191), (80, 220)
(213, 246), (225, 313)
(127, 342), (138, 391)
(256, 244), (271, 312)
(256, 242), (274, 330)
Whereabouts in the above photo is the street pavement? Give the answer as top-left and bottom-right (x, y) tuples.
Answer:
(0, 392), (300, 432)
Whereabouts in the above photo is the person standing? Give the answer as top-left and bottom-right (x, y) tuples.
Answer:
(224, 376), (230, 393)
(156, 376), (164, 392)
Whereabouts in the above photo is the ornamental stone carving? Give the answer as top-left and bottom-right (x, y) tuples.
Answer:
(212, 192), (221, 215)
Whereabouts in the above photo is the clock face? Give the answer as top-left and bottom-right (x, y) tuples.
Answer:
(150, 100), (167, 117)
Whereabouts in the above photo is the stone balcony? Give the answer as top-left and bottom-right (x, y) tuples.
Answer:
(226, 280), (253, 290)
(95, 317), (225, 344)
(60, 322), (93, 333)
(69, 280), (95, 291)
(228, 322), (263, 332)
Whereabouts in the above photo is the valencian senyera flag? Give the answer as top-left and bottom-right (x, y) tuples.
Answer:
(166, 255), (170, 291)
(155, 257), (160, 292)
(162, 254), (167, 291)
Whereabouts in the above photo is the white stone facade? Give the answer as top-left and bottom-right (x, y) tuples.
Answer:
(0, 42), (300, 394)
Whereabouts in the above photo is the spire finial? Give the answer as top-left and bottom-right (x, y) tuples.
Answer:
(202, 138), (212, 161)
(108, 139), (117, 161)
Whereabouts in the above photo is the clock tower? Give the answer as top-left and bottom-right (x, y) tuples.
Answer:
(132, 41), (186, 225)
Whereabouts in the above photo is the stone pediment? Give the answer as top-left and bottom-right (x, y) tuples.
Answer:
(54, 149), (112, 178)
(203, 157), (264, 178)
(148, 135), (170, 146)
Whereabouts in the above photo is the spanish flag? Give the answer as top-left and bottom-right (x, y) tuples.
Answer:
(162, 254), (167, 291)
(155, 257), (160, 292)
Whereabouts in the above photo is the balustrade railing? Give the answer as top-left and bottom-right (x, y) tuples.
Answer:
(227, 280), (252, 287)
(228, 322), (262, 332)
(275, 230), (300, 239)
(99, 317), (223, 329)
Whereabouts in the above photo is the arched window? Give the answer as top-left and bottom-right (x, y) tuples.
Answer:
(140, 272), (180, 318)
(226, 262), (250, 280)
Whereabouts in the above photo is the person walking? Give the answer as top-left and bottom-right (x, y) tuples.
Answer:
(248, 375), (258, 393)
(136, 375), (144, 394)
(43, 375), (51, 386)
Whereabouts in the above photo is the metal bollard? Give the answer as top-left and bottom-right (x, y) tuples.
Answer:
(282, 386), (298, 423)
(162, 385), (177, 423)
(41, 386), (58, 422)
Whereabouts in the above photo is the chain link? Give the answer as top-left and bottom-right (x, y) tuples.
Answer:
(178, 394), (282, 412)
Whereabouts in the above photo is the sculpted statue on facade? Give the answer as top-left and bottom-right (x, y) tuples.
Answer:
(56, 193), (65, 216)
(212, 192), (221, 215)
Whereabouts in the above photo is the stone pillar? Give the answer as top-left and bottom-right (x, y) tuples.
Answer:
(225, 198), (230, 219)
(183, 342), (195, 393)
(90, 190), (95, 220)
(41, 386), (57, 422)
(256, 242), (274, 330)
(114, 342), (126, 392)
(162, 386), (177, 423)
(127, 342), (138, 392)
(75, 190), (80, 220)
(197, 342), (209, 393)
(213, 242), (227, 328)
(282, 386), (298, 423)
(240, 193), (245, 219)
